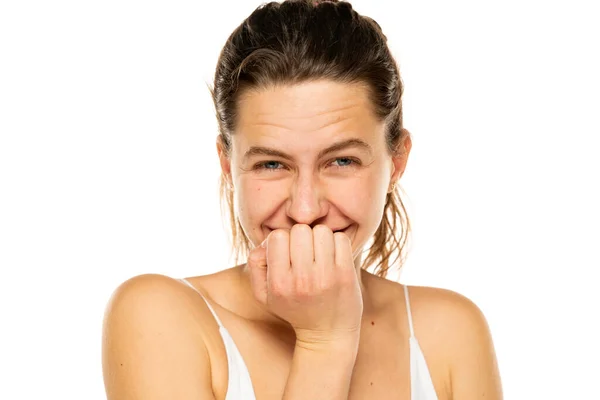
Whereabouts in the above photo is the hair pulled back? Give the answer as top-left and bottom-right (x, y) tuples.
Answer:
(210, 0), (411, 278)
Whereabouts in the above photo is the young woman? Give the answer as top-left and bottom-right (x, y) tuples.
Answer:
(102, 1), (503, 399)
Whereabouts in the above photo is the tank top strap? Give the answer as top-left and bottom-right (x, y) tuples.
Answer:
(403, 284), (415, 338)
(180, 278), (224, 328)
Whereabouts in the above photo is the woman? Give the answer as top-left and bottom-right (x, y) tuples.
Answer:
(102, 1), (503, 399)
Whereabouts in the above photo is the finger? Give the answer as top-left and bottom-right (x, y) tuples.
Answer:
(313, 224), (334, 267)
(333, 231), (354, 270)
(289, 224), (314, 272)
(247, 246), (268, 305)
(267, 229), (291, 298)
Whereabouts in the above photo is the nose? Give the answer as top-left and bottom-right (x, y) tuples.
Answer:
(285, 173), (328, 226)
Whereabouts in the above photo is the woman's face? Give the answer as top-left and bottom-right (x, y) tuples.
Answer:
(218, 79), (411, 259)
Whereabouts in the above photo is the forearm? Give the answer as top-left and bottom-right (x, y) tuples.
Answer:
(282, 337), (359, 400)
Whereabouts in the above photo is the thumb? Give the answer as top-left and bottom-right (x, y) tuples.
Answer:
(247, 245), (268, 305)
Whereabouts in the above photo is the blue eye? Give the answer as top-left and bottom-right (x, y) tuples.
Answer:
(254, 157), (360, 172)
(255, 161), (284, 171)
(332, 157), (354, 167)
(263, 161), (281, 169)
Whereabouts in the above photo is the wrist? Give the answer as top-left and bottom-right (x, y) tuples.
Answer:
(294, 329), (361, 355)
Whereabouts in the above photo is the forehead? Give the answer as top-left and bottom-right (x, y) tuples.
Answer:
(234, 80), (383, 143)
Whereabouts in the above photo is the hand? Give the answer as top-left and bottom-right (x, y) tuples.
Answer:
(247, 224), (364, 346)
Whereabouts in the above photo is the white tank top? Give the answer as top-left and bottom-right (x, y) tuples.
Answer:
(180, 279), (438, 400)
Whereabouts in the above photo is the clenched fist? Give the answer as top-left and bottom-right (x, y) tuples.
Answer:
(247, 224), (364, 346)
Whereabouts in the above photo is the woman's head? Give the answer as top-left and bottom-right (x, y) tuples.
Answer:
(211, 0), (412, 278)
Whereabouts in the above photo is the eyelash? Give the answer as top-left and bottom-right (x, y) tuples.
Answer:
(254, 157), (361, 172)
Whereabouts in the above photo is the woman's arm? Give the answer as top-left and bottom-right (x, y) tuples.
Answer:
(282, 335), (360, 400)
(444, 290), (503, 399)
(102, 274), (216, 400)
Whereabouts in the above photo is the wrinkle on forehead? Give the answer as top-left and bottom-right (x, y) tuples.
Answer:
(236, 80), (380, 135)
(249, 111), (355, 132)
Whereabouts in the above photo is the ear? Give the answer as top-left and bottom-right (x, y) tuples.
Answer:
(216, 136), (233, 187)
(389, 130), (412, 184)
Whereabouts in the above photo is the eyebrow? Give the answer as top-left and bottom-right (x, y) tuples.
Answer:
(242, 138), (374, 162)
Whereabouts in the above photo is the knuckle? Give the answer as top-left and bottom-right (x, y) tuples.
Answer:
(333, 232), (352, 252)
(324, 273), (339, 289)
(333, 231), (350, 243)
(271, 229), (289, 242)
(294, 278), (314, 297)
(269, 280), (288, 297)
(338, 269), (357, 287)
(313, 224), (332, 237)
(291, 224), (311, 236)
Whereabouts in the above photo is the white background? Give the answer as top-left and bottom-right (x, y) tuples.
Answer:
(1, 0), (598, 398)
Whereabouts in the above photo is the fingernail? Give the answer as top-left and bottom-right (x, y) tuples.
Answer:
(260, 238), (267, 248)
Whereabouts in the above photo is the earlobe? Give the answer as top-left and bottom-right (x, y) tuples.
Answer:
(390, 153), (405, 182)
(389, 132), (412, 184)
(402, 130), (413, 154)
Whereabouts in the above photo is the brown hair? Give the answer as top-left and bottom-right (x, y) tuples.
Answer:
(209, 0), (411, 279)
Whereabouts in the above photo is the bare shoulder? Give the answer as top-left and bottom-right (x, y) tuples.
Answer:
(401, 284), (490, 328)
(102, 274), (217, 400)
(404, 284), (504, 399)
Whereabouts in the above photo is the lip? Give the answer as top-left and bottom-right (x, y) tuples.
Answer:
(265, 225), (351, 234)
(332, 226), (350, 234)
(336, 224), (355, 239)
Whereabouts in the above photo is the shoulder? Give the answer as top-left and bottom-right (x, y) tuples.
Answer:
(102, 273), (215, 328)
(406, 285), (503, 399)
(403, 284), (488, 326)
(102, 274), (217, 399)
(403, 285), (493, 345)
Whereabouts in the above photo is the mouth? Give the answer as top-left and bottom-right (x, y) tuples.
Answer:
(265, 225), (352, 234)
(332, 226), (350, 234)
(265, 224), (354, 237)
(262, 224), (357, 254)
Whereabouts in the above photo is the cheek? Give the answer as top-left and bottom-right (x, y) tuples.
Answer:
(234, 179), (277, 225)
(348, 184), (386, 219)
(332, 174), (388, 222)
